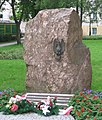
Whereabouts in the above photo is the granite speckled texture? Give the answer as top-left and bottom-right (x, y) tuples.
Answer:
(23, 8), (92, 93)
(0, 112), (75, 120)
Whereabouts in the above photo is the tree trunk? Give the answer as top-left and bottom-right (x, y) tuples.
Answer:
(89, 14), (91, 36)
(89, 23), (91, 36)
(80, 0), (83, 26)
(76, 0), (79, 14)
(16, 23), (21, 44)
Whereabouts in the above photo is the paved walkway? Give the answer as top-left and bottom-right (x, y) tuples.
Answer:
(0, 112), (75, 120)
(0, 38), (24, 47)
(0, 42), (17, 47)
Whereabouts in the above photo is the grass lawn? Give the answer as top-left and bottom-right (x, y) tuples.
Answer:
(0, 60), (26, 93)
(83, 40), (102, 91)
(0, 40), (102, 92)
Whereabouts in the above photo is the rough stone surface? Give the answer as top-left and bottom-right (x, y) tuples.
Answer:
(0, 112), (75, 120)
(23, 8), (92, 93)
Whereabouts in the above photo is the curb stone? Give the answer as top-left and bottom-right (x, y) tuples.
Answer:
(0, 112), (75, 120)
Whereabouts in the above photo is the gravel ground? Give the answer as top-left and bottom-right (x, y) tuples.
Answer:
(0, 112), (75, 120)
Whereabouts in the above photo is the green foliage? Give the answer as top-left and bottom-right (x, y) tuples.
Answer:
(0, 35), (16, 42)
(22, 0), (76, 20)
(50, 97), (59, 115)
(0, 45), (23, 59)
(0, 49), (23, 59)
(35, 0), (74, 10)
(24, 0), (37, 20)
(0, 88), (17, 112)
(22, 0), (102, 26)
(82, 0), (102, 32)
(68, 90), (102, 119)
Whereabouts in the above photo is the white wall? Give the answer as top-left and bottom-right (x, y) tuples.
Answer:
(1, 1), (12, 20)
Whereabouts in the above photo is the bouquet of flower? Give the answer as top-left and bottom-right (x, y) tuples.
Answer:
(3, 95), (35, 115)
(35, 96), (59, 116)
(2, 92), (73, 116)
(0, 88), (17, 112)
(35, 96), (73, 116)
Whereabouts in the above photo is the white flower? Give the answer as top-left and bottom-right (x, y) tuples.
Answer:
(8, 95), (26, 104)
(42, 105), (50, 115)
(16, 95), (21, 99)
(16, 95), (23, 101)
(41, 96), (51, 105)
(6, 104), (11, 108)
(9, 97), (17, 104)
(46, 96), (51, 105)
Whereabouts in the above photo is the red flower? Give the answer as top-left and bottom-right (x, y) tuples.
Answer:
(87, 102), (91, 105)
(81, 107), (84, 112)
(94, 117), (97, 120)
(76, 111), (80, 116)
(80, 92), (83, 96)
(93, 95), (98, 99)
(84, 95), (88, 100)
(76, 100), (80, 103)
(50, 101), (53, 107)
(99, 108), (102, 111)
(94, 104), (99, 109)
(82, 100), (84, 102)
(88, 109), (92, 113)
(10, 104), (18, 112)
(14, 95), (16, 98)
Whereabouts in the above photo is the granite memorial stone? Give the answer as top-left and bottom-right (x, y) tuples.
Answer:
(23, 8), (92, 93)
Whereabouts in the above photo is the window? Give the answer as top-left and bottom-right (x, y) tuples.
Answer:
(92, 28), (97, 35)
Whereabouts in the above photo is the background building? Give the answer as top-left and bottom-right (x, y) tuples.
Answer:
(0, 2), (102, 36)
(82, 23), (102, 36)
(0, 1), (12, 21)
